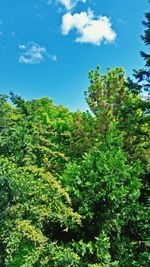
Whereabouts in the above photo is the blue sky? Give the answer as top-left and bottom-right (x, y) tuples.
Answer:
(0, 0), (149, 110)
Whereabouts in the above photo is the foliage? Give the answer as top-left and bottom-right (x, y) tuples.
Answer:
(0, 157), (81, 266)
(134, 9), (150, 92)
(62, 127), (145, 266)
(0, 9), (150, 264)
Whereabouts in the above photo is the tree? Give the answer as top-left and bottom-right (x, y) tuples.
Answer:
(132, 1), (150, 94)
(0, 94), (82, 266)
(62, 127), (143, 266)
(83, 66), (150, 266)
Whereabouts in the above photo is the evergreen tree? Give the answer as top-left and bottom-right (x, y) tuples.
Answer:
(134, 2), (150, 93)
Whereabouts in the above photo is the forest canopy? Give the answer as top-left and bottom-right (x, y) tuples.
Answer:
(0, 5), (150, 267)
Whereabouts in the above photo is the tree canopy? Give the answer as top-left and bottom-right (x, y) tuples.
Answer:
(0, 4), (150, 267)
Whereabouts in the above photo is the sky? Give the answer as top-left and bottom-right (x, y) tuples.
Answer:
(0, 0), (149, 111)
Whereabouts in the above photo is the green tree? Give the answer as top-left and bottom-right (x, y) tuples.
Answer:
(0, 158), (81, 266)
(61, 127), (143, 266)
(134, 5), (150, 92)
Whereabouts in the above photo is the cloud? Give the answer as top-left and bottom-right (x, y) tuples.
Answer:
(61, 10), (116, 45)
(19, 43), (46, 64)
(18, 42), (57, 64)
(58, 0), (86, 10)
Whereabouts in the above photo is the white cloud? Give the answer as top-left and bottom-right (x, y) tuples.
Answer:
(61, 10), (116, 45)
(62, 9), (92, 34)
(19, 42), (57, 64)
(58, 0), (86, 10)
(19, 43), (46, 64)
